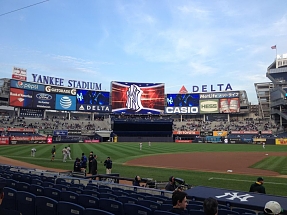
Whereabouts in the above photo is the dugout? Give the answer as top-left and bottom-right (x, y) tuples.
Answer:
(112, 119), (173, 142)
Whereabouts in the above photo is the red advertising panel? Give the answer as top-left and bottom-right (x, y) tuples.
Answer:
(9, 88), (33, 108)
(7, 128), (35, 132)
(230, 131), (259, 134)
(0, 128), (5, 131)
(84, 139), (100, 143)
(10, 136), (46, 141)
(47, 137), (53, 144)
(0, 137), (9, 145)
(175, 140), (192, 143)
(261, 131), (273, 134)
(219, 98), (240, 113)
(173, 131), (200, 135)
(111, 81), (165, 114)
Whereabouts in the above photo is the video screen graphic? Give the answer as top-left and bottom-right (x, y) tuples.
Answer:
(219, 98), (240, 113)
(32, 92), (55, 109)
(199, 99), (219, 114)
(166, 93), (199, 107)
(55, 94), (76, 111)
(111, 81), (165, 114)
(9, 88), (33, 108)
(76, 89), (110, 105)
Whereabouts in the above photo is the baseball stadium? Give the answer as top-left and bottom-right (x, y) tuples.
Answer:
(0, 54), (287, 215)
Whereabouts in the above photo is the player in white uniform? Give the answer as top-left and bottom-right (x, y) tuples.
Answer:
(262, 142), (265, 149)
(31, 148), (36, 157)
(67, 145), (72, 160)
(62, 147), (68, 162)
(139, 142), (142, 150)
(148, 141), (151, 147)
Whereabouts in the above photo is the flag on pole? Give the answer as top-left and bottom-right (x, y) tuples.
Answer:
(271, 45), (276, 49)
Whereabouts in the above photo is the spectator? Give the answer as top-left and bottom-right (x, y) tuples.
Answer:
(91, 154), (98, 179)
(264, 201), (283, 215)
(165, 176), (178, 191)
(203, 197), (218, 215)
(104, 156), (113, 174)
(88, 151), (94, 174)
(249, 177), (266, 194)
(133, 175), (141, 187)
(169, 190), (189, 214)
(81, 153), (88, 170)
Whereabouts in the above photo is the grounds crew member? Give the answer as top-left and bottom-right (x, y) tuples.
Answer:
(249, 177), (266, 194)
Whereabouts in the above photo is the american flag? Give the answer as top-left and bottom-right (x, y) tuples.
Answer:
(271, 45), (276, 49)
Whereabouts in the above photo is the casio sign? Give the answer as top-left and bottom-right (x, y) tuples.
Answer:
(36, 93), (52, 100)
(165, 107), (199, 114)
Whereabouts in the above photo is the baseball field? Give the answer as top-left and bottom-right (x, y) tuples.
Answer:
(0, 142), (287, 196)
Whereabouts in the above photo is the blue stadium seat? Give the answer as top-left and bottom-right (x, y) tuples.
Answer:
(232, 208), (257, 215)
(219, 205), (231, 210)
(98, 185), (111, 189)
(154, 210), (178, 215)
(98, 188), (113, 194)
(189, 209), (205, 215)
(124, 203), (153, 215)
(54, 184), (69, 191)
(138, 192), (153, 197)
(123, 190), (137, 195)
(84, 208), (114, 215)
(55, 178), (66, 184)
(42, 181), (54, 188)
(187, 204), (203, 211)
(31, 179), (43, 186)
(219, 209), (240, 215)
(16, 191), (36, 215)
(45, 177), (56, 183)
(117, 196), (138, 205)
(68, 187), (83, 194)
(113, 190), (128, 197)
(85, 185), (98, 192)
(16, 182), (30, 192)
(159, 204), (173, 211)
(21, 175), (31, 184)
(99, 193), (118, 200)
(98, 198), (124, 215)
(78, 194), (99, 209)
(146, 196), (168, 204)
(29, 184), (44, 196)
(70, 184), (85, 190)
(112, 187), (124, 192)
(188, 201), (203, 206)
(35, 196), (58, 215)
(129, 193), (146, 201)
(44, 187), (61, 201)
(82, 190), (100, 197)
(137, 200), (161, 211)
(60, 191), (79, 204)
(12, 173), (22, 181)
(1, 187), (17, 210)
(57, 201), (85, 215)
(5, 178), (17, 189)
(163, 199), (172, 205)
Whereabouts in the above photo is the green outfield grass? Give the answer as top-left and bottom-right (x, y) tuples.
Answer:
(0, 143), (287, 196)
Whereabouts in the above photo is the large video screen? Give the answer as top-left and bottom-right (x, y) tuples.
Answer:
(9, 88), (33, 108)
(76, 89), (110, 105)
(166, 93), (199, 107)
(111, 81), (165, 114)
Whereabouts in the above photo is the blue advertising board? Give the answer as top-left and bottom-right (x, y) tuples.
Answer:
(32, 92), (55, 109)
(10, 79), (45, 92)
(55, 94), (76, 111)
(166, 93), (200, 107)
(53, 130), (68, 136)
(76, 89), (110, 105)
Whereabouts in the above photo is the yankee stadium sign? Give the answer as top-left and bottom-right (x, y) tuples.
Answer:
(32, 74), (102, 91)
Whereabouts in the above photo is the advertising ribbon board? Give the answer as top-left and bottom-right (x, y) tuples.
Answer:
(275, 138), (287, 145)
(0, 137), (9, 145)
(173, 131), (200, 135)
(175, 140), (192, 143)
(213, 131), (228, 136)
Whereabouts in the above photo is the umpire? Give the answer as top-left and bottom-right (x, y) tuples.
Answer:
(249, 177), (266, 194)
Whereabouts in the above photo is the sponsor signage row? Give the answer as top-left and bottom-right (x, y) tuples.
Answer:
(84, 139), (100, 143)
(8, 128), (35, 132)
(10, 136), (47, 141)
(230, 131), (259, 134)
(173, 131), (200, 135)
(0, 137), (9, 145)
(275, 138), (287, 145)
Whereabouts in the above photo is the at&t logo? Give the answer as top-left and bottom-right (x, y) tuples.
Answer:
(60, 96), (72, 109)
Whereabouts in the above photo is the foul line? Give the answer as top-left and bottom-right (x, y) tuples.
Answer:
(208, 177), (286, 185)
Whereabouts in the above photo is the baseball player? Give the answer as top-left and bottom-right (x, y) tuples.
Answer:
(148, 141), (151, 147)
(139, 142), (142, 150)
(51, 146), (56, 161)
(262, 142), (265, 149)
(31, 148), (36, 157)
(62, 147), (68, 162)
(67, 145), (72, 160)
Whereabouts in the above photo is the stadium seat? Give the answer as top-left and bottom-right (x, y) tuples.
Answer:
(70, 183), (85, 190)
(113, 190), (128, 197)
(138, 192), (153, 197)
(118, 196), (138, 205)
(21, 175), (32, 184)
(85, 185), (99, 192)
(124, 190), (137, 195)
(42, 181), (54, 188)
(112, 187), (124, 192)
(78, 194), (99, 209)
(146, 196), (168, 204)
(232, 208), (257, 215)
(16, 191), (36, 215)
(31, 179), (43, 186)
(129, 193), (146, 201)
(55, 178), (66, 184)
(35, 196), (58, 215)
(12, 173), (22, 181)
(57, 201), (85, 215)
(219, 209), (240, 215)
(98, 185), (111, 189)
(137, 200), (161, 211)
(29, 184), (44, 196)
(1, 187), (17, 210)
(60, 191), (79, 204)
(54, 184), (69, 191)
(5, 178), (17, 189)
(98, 198), (124, 215)
(187, 204), (203, 211)
(82, 190), (100, 197)
(124, 203), (153, 215)
(159, 204), (173, 211)
(44, 187), (61, 201)
(84, 208), (114, 215)
(45, 177), (56, 183)
(219, 205), (231, 210)
(98, 188), (113, 194)
(154, 210), (178, 215)
(189, 209), (205, 215)
(16, 182), (30, 192)
(188, 201), (203, 206)
(68, 187), (83, 194)
(99, 193), (118, 200)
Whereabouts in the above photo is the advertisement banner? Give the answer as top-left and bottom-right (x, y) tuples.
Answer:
(10, 136), (46, 141)
(261, 131), (273, 134)
(166, 93), (199, 107)
(200, 91), (240, 99)
(55, 94), (76, 111)
(0, 137), (9, 145)
(10, 79), (45, 91)
(219, 98), (240, 113)
(53, 130), (68, 136)
(84, 139), (100, 143)
(206, 114), (228, 121)
(68, 130), (81, 135)
(81, 130), (96, 136)
(76, 89), (109, 105)
(275, 139), (287, 145)
(45, 85), (77, 95)
(77, 104), (111, 113)
(12, 67), (27, 81)
(199, 99), (219, 114)
(9, 88), (33, 108)
(175, 140), (192, 143)
(0, 128), (5, 131)
(32, 92), (55, 109)
(173, 131), (200, 135)
(39, 129), (53, 135)
(7, 128), (35, 132)
(19, 108), (44, 118)
(164, 106), (199, 114)
(200, 131), (213, 136)
(213, 131), (228, 136)
(111, 81), (165, 114)
(230, 131), (259, 134)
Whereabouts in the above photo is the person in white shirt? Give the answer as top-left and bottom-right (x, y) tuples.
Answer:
(62, 147), (68, 162)
(262, 142), (265, 149)
(67, 145), (72, 159)
(31, 148), (36, 157)
(149, 141), (151, 147)
(139, 142), (142, 150)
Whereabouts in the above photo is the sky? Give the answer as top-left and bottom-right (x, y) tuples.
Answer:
(0, 0), (287, 104)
